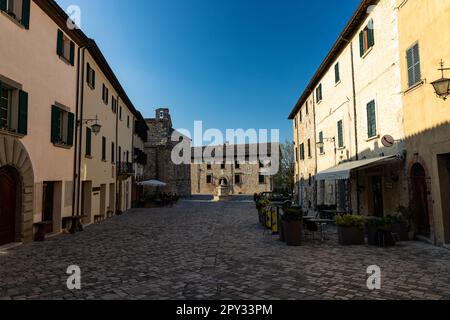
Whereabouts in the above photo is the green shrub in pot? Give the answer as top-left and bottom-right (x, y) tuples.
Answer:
(335, 215), (366, 245)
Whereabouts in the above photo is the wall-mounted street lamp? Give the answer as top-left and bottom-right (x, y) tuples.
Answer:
(316, 137), (336, 152)
(431, 60), (450, 100)
(78, 115), (102, 135)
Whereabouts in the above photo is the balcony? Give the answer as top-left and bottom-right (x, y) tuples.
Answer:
(117, 162), (134, 178)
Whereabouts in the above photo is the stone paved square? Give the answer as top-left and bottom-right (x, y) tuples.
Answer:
(1, 197), (450, 300)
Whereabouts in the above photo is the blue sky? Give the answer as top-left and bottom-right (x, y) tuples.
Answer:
(56, 0), (360, 144)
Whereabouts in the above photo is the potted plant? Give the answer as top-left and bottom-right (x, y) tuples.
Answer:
(365, 217), (382, 246)
(283, 208), (303, 246)
(376, 216), (396, 247)
(256, 198), (270, 225)
(392, 206), (413, 241)
(336, 215), (366, 245)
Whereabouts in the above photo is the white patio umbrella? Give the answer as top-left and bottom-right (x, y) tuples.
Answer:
(137, 180), (167, 187)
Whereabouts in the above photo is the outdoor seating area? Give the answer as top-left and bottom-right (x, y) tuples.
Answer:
(255, 195), (414, 248)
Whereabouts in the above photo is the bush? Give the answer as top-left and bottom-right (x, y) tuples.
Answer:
(256, 198), (270, 211)
(335, 215), (365, 229)
(284, 208), (303, 221)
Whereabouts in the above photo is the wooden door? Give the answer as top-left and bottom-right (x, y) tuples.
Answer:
(0, 167), (17, 246)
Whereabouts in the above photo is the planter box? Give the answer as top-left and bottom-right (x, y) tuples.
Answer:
(377, 230), (396, 247)
(284, 220), (303, 246)
(366, 225), (379, 246)
(338, 226), (365, 245)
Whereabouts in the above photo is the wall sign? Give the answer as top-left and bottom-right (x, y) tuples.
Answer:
(381, 135), (395, 148)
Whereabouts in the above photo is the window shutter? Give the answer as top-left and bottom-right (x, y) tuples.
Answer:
(67, 112), (74, 146)
(57, 30), (64, 56)
(92, 70), (96, 89)
(18, 90), (28, 135)
(102, 136), (106, 161)
(359, 31), (364, 57)
(86, 127), (92, 156)
(337, 121), (344, 148)
(368, 21), (375, 47)
(51, 105), (60, 144)
(111, 142), (115, 163)
(367, 101), (376, 138)
(69, 41), (75, 66)
(335, 63), (340, 83)
(413, 44), (421, 84)
(21, 0), (30, 29)
(0, 0), (6, 11)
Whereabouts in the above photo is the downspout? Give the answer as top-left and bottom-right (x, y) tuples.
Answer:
(72, 45), (82, 217)
(312, 91), (318, 210)
(76, 46), (87, 217)
(349, 40), (360, 214)
(115, 95), (120, 213)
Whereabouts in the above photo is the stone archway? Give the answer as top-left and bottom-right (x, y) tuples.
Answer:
(0, 136), (35, 244)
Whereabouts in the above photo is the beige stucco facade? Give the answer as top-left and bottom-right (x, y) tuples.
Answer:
(397, 0), (450, 245)
(0, 1), (78, 243)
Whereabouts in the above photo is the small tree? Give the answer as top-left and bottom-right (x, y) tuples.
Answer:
(273, 140), (295, 193)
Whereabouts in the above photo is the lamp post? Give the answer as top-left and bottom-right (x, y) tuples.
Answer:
(431, 60), (450, 100)
(78, 115), (102, 135)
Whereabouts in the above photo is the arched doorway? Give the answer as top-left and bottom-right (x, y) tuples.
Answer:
(0, 166), (20, 246)
(219, 177), (228, 186)
(411, 163), (431, 237)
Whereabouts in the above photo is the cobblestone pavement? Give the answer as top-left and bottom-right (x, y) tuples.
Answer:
(1, 197), (450, 300)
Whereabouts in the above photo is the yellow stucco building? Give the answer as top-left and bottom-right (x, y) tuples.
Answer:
(397, 0), (450, 245)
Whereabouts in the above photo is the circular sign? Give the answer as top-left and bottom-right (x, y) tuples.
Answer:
(381, 135), (395, 148)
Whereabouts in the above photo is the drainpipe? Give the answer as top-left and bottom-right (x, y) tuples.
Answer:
(349, 40), (360, 214)
(312, 91), (318, 210)
(116, 95), (120, 213)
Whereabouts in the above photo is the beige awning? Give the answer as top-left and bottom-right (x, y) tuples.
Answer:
(315, 155), (398, 181)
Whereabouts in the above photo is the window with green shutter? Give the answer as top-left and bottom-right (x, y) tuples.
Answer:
(0, 80), (28, 136)
(18, 90), (28, 135)
(300, 143), (305, 160)
(51, 105), (61, 144)
(407, 43), (421, 88)
(1, 0), (30, 29)
(85, 127), (92, 156)
(111, 142), (115, 163)
(87, 63), (95, 89)
(51, 105), (73, 146)
(102, 136), (106, 161)
(56, 29), (75, 66)
(367, 100), (377, 138)
(335, 63), (340, 84)
(67, 112), (74, 146)
(316, 84), (323, 103)
(360, 19), (375, 57)
(319, 132), (324, 154)
(337, 120), (344, 148)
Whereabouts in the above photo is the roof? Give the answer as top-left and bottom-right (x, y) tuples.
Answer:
(34, 0), (143, 120)
(288, 0), (379, 119)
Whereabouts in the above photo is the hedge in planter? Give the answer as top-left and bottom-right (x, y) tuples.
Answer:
(336, 215), (366, 245)
(283, 208), (303, 246)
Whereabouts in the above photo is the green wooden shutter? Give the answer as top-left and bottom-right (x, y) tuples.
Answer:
(0, 0), (6, 11)
(335, 63), (340, 83)
(69, 41), (75, 66)
(368, 20), (375, 47)
(92, 70), (96, 89)
(367, 100), (377, 138)
(57, 30), (64, 56)
(337, 121), (344, 148)
(359, 31), (364, 57)
(86, 127), (92, 156)
(102, 136), (106, 161)
(67, 112), (74, 146)
(111, 142), (115, 163)
(51, 105), (60, 143)
(18, 90), (28, 135)
(21, 0), (30, 29)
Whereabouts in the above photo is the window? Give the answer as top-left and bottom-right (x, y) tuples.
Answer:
(206, 175), (213, 184)
(295, 147), (298, 162)
(359, 19), (375, 57)
(86, 63), (95, 89)
(159, 111), (164, 119)
(307, 139), (311, 158)
(0, 81), (28, 135)
(305, 101), (309, 115)
(127, 115), (130, 128)
(235, 160), (240, 169)
(299, 109), (303, 123)
(85, 127), (92, 156)
(367, 100), (377, 138)
(319, 132), (324, 154)
(0, 0), (30, 29)
(316, 84), (322, 103)
(51, 105), (74, 146)
(259, 160), (264, 168)
(221, 163), (225, 170)
(56, 30), (75, 65)
(126, 150), (129, 163)
(111, 97), (117, 113)
(207, 163), (212, 170)
(119, 106), (122, 120)
(300, 143), (305, 160)
(259, 175), (265, 184)
(118, 146), (121, 163)
(335, 62), (340, 83)
(111, 142), (115, 163)
(337, 120), (344, 148)
(407, 43), (421, 88)
(235, 174), (241, 185)
(102, 84), (109, 105)
(102, 137), (106, 161)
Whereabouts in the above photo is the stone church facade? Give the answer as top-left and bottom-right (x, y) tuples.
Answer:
(144, 109), (191, 197)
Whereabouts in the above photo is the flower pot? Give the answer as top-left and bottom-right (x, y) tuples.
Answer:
(366, 225), (379, 246)
(337, 226), (365, 245)
(284, 220), (303, 246)
(377, 230), (396, 247)
(392, 223), (409, 241)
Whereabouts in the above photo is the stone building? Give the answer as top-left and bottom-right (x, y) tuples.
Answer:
(191, 144), (275, 196)
(144, 108), (191, 197)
